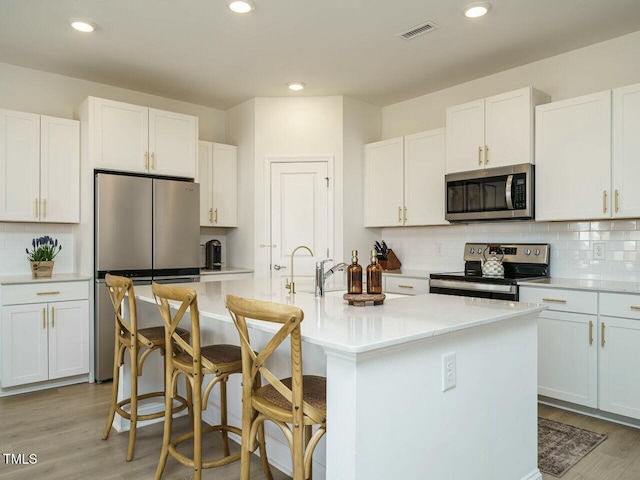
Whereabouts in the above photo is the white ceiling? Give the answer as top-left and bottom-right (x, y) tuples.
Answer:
(1, 0), (640, 110)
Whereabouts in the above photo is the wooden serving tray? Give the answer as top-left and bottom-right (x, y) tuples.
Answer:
(343, 293), (385, 306)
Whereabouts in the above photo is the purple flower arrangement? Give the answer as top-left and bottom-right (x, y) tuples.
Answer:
(26, 236), (62, 262)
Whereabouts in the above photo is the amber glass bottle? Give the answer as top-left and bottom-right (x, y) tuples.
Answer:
(366, 249), (382, 294)
(347, 250), (363, 294)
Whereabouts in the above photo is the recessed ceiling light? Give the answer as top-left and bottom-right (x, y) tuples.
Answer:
(463, 2), (491, 18)
(70, 18), (97, 33)
(228, 0), (255, 14)
(287, 82), (305, 91)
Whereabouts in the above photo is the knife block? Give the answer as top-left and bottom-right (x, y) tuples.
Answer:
(379, 249), (401, 271)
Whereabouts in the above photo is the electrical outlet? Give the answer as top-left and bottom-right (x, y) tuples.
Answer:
(442, 352), (456, 392)
(593, 242), (605, 260)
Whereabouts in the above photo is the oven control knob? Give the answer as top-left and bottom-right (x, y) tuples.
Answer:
(525, 249), (531, 255)
(534, 249), (541, 256)
(469, 247), (475, 254)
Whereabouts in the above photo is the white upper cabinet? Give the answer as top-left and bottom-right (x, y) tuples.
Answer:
(0, 110), (79, 223)
(90, 97), (197, 178)
(364, 137), (405, 227)
(612, 83), (640, 218)
(535, 91), (612, 221)
(404, 129), (446, 226)
(446, 87), (550, 174)
(364, 129), (446, 227)
(198, 141), (238, 227)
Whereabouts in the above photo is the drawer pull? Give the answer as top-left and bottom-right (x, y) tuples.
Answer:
(398, 285), (414, 289)
(630, 306), (640, 311)
(37, 291), (61, 296)
(601, 322), (606, 348)
(588, 320), (593, 346)
(542, 297), (567, 304)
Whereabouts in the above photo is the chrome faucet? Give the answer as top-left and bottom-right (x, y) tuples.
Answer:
(315, 259), (348, 296)
(285, 245), (314, 294)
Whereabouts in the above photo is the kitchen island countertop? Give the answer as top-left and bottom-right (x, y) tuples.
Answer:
(519, 276), (640, 294)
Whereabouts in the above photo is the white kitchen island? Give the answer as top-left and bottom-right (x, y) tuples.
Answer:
(124, 279), (545, 480)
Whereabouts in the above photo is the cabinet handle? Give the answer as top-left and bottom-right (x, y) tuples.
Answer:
(51, 306), (55, 328)
(144, 151), (149, 169)
(478, 146), (483, 166)
(214, 208), (218, 224)
(42, 308), (46, 329)
(615, 189), (619, 213)
(603, 190), (607, 214)
(601, 322), (606, 348)
(398, 206), (402, 223)
(485, 145), (489, 164)
(541, 297), (567, 304)
(209, 207), (213, 223)
(37, 291), (60, 296)
(35, 198), (39, 218)
(151, 152), (156, 170)
(42, 198), (47, 218)
(630, 306), (640, 311)
(404, 207), (407, 223)
(398, 285), (414, 289)
(589, 320), (593, 346)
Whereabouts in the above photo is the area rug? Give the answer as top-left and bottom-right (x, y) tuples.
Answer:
(538, 417), (607, 477)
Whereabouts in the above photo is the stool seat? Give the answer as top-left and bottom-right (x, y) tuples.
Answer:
(174, 344), (242, 374)
(256, 376), (327, 415)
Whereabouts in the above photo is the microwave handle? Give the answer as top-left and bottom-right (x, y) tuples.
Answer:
(505, 175), (514, 209)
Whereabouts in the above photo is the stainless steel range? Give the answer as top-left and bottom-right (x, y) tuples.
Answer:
(429, 243), (550, 301)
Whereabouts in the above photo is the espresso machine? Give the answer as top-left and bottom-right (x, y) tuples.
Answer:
(205, 239), (222, 270)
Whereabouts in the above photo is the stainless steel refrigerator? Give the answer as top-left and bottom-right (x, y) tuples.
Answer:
(94, 172), (200, 382)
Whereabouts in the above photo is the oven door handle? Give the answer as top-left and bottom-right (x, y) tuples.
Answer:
(429, 278), (517, 294)
(505, 174), (514, 210)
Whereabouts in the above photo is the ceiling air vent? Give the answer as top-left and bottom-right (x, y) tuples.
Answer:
(397, 21), (440, 40)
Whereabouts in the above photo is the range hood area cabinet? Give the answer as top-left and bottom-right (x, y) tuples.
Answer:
(197, 141), (238, 227)
(364, 128), (446, 227)
(0, 109), (80, 223)
(445, 86), (550, 174)
(79, 97), (198, 179)
(535, 82), (640, 221)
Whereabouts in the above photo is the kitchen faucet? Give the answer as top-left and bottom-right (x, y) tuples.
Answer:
(315, 259), (348, 296)
(285, 245), (314, 294)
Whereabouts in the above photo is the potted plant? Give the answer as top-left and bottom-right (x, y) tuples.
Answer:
(26, 236), (62, 278)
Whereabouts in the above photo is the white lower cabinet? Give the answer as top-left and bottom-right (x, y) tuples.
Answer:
(598, 292), (640, 419)
(383, 275), (429, 295)
(520, 287), (598, 408)
(522, 286), (640, 421)
(0, 281), (89, 389)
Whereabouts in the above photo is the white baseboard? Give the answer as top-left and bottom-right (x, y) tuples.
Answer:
(521, 468), (542, 480)
(0, 375), (88, 397)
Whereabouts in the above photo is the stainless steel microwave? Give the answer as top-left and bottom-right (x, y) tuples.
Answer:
(445, 163), (534, 222)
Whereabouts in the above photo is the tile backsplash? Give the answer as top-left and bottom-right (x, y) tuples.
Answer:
(0, 223), (75, 276)
(381, 219), (640, 282)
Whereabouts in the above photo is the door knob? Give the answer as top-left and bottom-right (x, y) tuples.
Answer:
(273, 265), (287, 270)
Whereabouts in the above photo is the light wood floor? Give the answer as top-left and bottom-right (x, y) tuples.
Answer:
(0, 382), (291, 480)
(2, 383), (640, 479)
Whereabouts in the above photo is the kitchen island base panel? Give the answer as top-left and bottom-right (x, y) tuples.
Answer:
(325, 312), (541, 480)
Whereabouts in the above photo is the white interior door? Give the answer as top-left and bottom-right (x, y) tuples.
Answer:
(270, 161), (330, 288)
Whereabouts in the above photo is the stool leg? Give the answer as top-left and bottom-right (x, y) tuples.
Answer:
(305, 425), (313, 480)
(193, 372), (203, 480)
(220, 376), (230, 457)
(155, 367), (174, 480)
(101, 342), (121, 441)
(127, 342), (139, 462)
(257, 421), (274, 480)
(186, 374), (194, 426)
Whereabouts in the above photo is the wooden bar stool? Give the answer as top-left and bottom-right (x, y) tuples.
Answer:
(102, 274), (190, 462)
(152, 283), (272, 480)
(226, 294), (327, 480)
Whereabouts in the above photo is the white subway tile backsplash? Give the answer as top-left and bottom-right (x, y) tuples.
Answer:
(0, 224), (74, 275)
(381, 219), (640, 281)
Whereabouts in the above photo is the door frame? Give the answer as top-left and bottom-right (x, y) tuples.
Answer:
(262, 155), (335, 277)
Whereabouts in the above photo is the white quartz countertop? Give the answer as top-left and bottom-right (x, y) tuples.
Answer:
(199, 267), (253, 276)
(0, 273), (91, 285)
(519, 277), (640, 294)
(133, 278), (545, 354)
